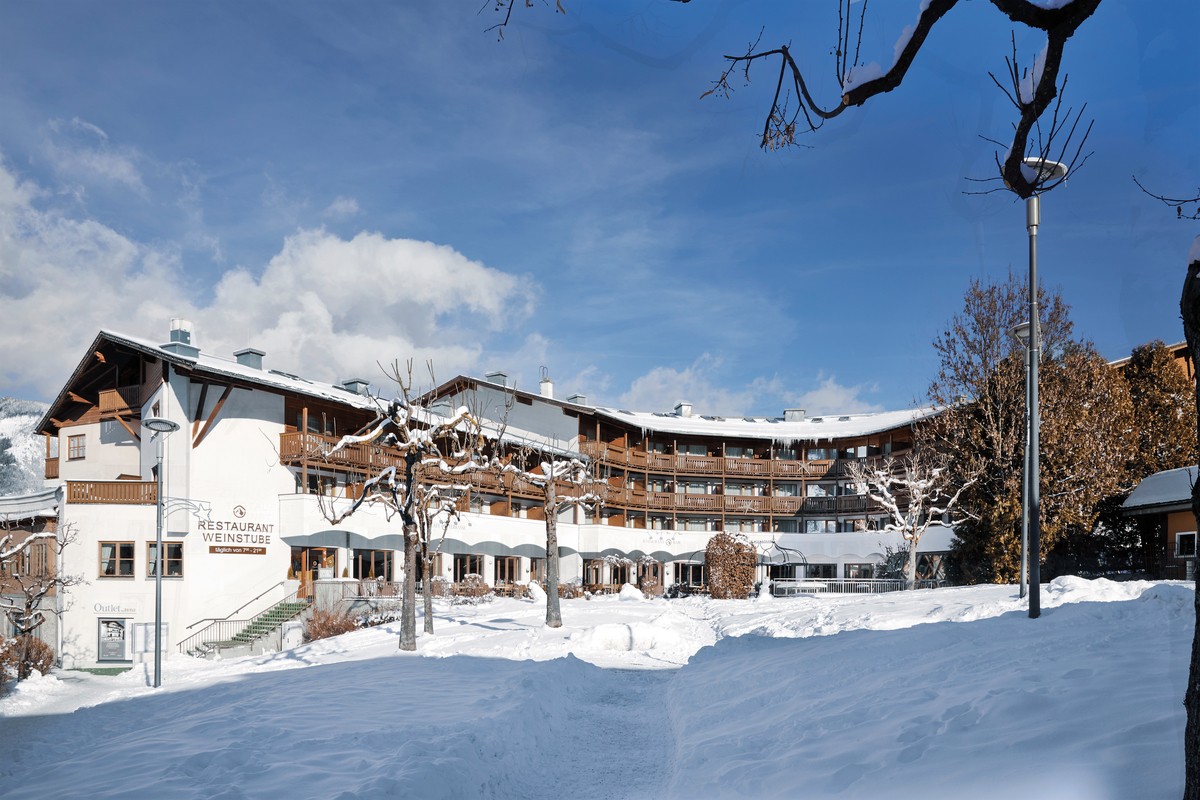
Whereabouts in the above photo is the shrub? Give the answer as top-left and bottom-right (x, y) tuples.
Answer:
(705, 532), (757, 599)
(451, 574), (493, 605)
(430, 576), (452, 599)
(558, 578), (584, 599)
(303, 608), (358, 642)
(0, 636), (54, 685)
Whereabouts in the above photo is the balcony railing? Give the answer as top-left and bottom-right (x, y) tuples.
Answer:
(44, 457), (59, 480)
(279, 431), (407, 473)
(580, 442), (890, 482)
(99, 386), (141, 418)
(66, 480), (156, 505)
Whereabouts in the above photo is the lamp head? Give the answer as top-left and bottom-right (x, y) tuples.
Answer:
(143, 417), (181, 434)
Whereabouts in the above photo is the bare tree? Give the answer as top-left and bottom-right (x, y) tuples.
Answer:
(1134, 177), (1200, 221)
(0, 522), (84, 680)
(413, 483), (463, 634)
(317, 361), (492, 651)
(703, 1), (1098, 196)
(845, 452), (975, 590)
(497, 444), (605, 627)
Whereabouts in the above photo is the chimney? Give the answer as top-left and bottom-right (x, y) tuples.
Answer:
(169, 318), (192, 344)
(341, 378), (370, 395)
(784, 408), (806, 422)
(485, 370), (508, 387)
(161, 318), (200, 359)
(674, 401), (692, 418)
(539, 367), (554, 400)
(234, 348), (265, 370)
(566, 393), (588, 406)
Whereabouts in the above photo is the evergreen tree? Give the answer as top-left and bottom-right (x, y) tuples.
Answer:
(1122, 340), (1197, 479)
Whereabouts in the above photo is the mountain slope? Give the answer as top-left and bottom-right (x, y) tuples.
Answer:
(0, 398), (48, 496)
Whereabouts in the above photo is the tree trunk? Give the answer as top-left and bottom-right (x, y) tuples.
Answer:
(544, 481), (563, 628)
(400, 524), (418, 651)
(422, 552), (434, 635)
(1180, 256), (1200, 799)
(905, 539), (919, 590)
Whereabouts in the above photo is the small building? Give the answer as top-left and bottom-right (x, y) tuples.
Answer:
(1122, 465), (1197, 580)
(0, 486), (62, 650)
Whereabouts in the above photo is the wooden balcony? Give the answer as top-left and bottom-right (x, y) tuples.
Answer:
(99, 386), (141, 418)
(579, 442), (873, 483)
(44, 457), (59, 480)
(66, 480), (156, 505)
(279, 431), (406, 473)
(723, 495), (771, 514)
(770, 496), (803, 515)
(674, 493), (722, 512)
(725, 457), (771, 476)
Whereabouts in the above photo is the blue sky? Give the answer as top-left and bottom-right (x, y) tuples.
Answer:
(0, 1), (1195, 416)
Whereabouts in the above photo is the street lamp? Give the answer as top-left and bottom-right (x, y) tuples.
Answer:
(1021, 157), (1068, 620)
(142, 416), (180, 687)
(1010, 321), (1031, 600)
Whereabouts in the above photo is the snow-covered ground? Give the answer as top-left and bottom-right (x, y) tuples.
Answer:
(0, 577), (1191, 799)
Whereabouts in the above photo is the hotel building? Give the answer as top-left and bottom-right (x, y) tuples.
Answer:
(29, 322), (950, 669)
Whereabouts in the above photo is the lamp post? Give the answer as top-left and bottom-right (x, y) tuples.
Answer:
(1010, 321), (1031, 600)
(1021, 157), (1068, 621)
(142, 416), (180, 687)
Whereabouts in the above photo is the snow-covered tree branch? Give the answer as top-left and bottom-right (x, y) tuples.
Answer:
(312, 359), (499, 651)
(497, 442), (607, 627)
(845, 451), (975, 589)
(0, 522), (84, 681)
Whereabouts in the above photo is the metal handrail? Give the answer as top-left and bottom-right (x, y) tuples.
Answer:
(184, 580), (286, 631)
(178, 588), (308, 654)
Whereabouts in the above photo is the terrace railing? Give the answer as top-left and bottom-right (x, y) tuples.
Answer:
(66, 480), (156, 505)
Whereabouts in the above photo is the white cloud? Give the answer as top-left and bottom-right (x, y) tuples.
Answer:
(322, 195), (360, 219)
(45, 117), (145, 193)
(619, 355), (757, 415)
(790, 373), (884, 415)
(615, 357), (886, 417)
(0, 160), (538, 399)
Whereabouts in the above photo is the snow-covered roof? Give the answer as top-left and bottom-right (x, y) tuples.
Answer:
(1122, 466), (1198, 513)
(100, 329), (384, 411)
(38, 329), (385, 434)
(591, 406), (936, 443)
(0, 486), (60, 523)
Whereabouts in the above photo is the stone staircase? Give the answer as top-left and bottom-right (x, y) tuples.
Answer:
(187, 598), (310, 658)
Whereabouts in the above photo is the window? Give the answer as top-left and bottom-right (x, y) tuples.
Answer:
(147, 542), (184, 578)
(68, 434), (86, 461)
(353, 548), (395, 581)
(806, 484), (831, 498)
(99, 542), (135, 577)
(1178, 532), (1197, 558)
(773, 519), (799, 533)
(647, 440), (669, 454)
(845, 563), (874, 579)
(678, 443), (706, 456)
(806, 563), (836, 579)
(494, 556), (520, 585)
(774, 483), (799, 497)
(768, 564), (796, 581)
(529, 558), (544, 583)
(804, 519), (836, 533)
(726, 446), (749, 458)
(806, 447), (828, 460)
(453, 554), (484, 582)
(675, 562), (707, 587)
